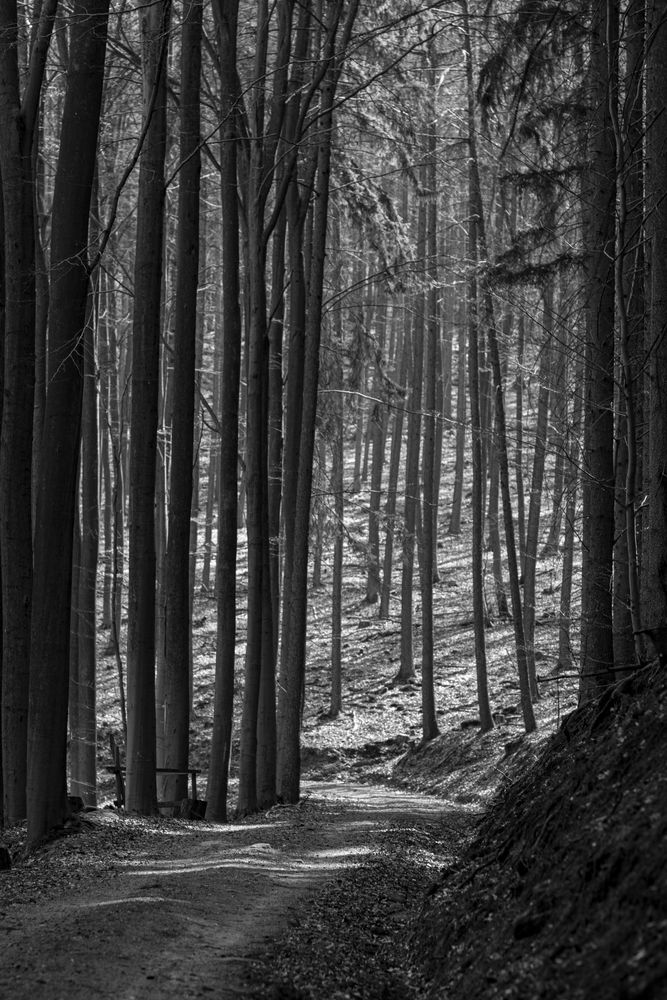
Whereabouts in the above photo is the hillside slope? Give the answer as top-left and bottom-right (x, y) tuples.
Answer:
(411, 661), (667, 1000)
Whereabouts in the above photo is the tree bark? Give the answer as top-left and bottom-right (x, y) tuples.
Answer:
(277, 0), (360, 803)
(27, 0), (110, 845)
(420, 60), (439, 740)
(379, 323), (407, 619)
(71, 290), (99, 807)
(161, 0), (202, 809)
(462, 0), (533, 731)
(0, 0), (56, 825)
(126, 0), (171, 815)
(645, 0), (667, 628)
(206, 0), (241, 822)
(399, 198), (425, 684)
(522, 284), (555, 699)
(579, 0), (617, 698)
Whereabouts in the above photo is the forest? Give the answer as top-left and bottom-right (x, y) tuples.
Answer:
(0, 0), (666, 994)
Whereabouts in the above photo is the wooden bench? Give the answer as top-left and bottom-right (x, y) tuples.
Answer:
(106, 737), (200, 809)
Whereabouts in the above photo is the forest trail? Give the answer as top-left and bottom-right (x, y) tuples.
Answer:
(0, 782), (460, 1000)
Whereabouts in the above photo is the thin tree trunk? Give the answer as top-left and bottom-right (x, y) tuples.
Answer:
(487, 434), (509, 620)
(268, 211), (286, 653)
(420, 60), (439, 741)
(558, 347), (583, 672)
(161, 0), (202, 809)
(379, 323), (408, 619)
(399, 200), (425, 684)
(366, 403), (384, 603)
(99, 278), (114, 630)
(523, 285), (555, 700)
(448, 292), (467, 536)
(71, 290), (99, 807)
(515, 313), (527, 565)
(462, 0), (533, 731)
(277, 0), (360, 803)
(207, 0), (242, 823)
(126, 0), (171, 815)
(330, 401), (344, 719)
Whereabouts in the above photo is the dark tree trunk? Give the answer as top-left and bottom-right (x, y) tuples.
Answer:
(277, 1), (360, 802)
(645, 0), (667, 628)
(206, 0), (241, 823)
(579, 0), (617, 699)
(161, 0), (202, 808)
(0, 0), (55, 825)
(126, 0), (171, 815)
(420, 68), (439, 741)
(462, 0), (532, 731)
(522, 285), (555, 699)
(379, 324), (408, 619)
(26, 0), (110, 845)
(399, 199), (425, 684)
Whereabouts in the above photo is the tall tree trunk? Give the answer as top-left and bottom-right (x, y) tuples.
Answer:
(399, 199), (425, 684)
(268, 211), (286, 654)
(206, 0), (241, 823)
(461, 6), (491, 731)
(448, 290), (467, 536)
(71, 290), (99, 807)
(609, 0), (641, 664)
(366, 402), (384, 603)
(379, 322), (407, 619)
(330, 396), (344, 719)
(645, 0), (667, 628)
(623, 0), (645, 646)
(487, 432), (509, 620)
(0, 0), (56, 825)
(26, 0), (110, 845)
(515, 313), (527, 565)
(522, 285), (555, 699)
(126, 0), (171, 815)
(161, 0), (202, 809)
(558, 355), (583, 673)
(0, 185), (4, 824)
(277, 0), (359, 803)
(462, 0), (533, 731)
(420, 61), (439, 741)
(579, 0), (617, 699)
(99, 280), (114, 631)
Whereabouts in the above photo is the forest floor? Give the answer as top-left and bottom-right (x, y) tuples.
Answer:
(3, 653), (666, 1000)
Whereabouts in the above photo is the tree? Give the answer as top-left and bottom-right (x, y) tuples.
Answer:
(206, 0), (242, 823)
(27, 0), (110, 845)
(70, 291), (99, 807)
(277, 0), (361, 804)
(643, 0), (667, 629)
(579, 0), (617, 699)
(461, 0), (534, 732)
(125, 0), (171, 815)
(160, 0), (203, 809)
(0, 0), (56, 825)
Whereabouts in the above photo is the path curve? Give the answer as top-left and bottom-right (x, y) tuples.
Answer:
(1, 783), (459, 1000)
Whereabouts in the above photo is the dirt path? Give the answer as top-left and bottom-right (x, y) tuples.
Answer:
(0, 783), (464, 1000)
